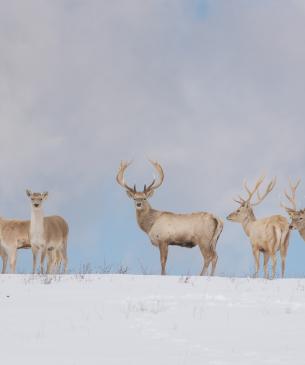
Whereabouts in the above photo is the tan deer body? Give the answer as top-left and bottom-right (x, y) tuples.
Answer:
(146, 211), (222, 249)
(26, 191), (69, 274)
(0, 218), (31, 273)
(117, 161), (223, 275)
(227, 176), (290, 279)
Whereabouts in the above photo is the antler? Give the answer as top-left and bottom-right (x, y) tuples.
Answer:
(234, 175), (265, 205)
(116, 161), (136, 193)
(281, 178), (301, 211)
(143, 160), (164, 193)
(251, 177), (276, 206)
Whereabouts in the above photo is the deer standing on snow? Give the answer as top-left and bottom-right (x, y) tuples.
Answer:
(281, 179), (305, 240)
(227, 176), (290, 279)
(116, 160), (223, 276)
(0, 218), (31, 273)
(26, 190), (69, 274)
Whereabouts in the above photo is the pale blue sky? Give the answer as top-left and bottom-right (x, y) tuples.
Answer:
(1, 0), (305, 276)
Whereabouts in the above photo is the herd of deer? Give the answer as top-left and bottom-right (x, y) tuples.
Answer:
(117, 160), (305, 279)
(0, 160), (304, 278)
(0, 190), (68, 274)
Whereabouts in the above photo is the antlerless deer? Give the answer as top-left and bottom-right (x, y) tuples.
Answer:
(227, 176), (290, 279)
(116, 160), (223, 276)
(26, 190), (69, 274)
(0, 218), (31, 273)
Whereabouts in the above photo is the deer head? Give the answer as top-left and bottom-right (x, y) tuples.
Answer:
(281, 178), (304, 230)
(227, 175), (276, 223)
(116, 160), (164, 210)
(26, 190), (49, 209)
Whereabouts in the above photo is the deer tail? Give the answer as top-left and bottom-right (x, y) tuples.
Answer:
(210, 217), (223, 251)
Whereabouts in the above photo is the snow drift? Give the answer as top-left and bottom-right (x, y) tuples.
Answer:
(0, 274), (304, 364)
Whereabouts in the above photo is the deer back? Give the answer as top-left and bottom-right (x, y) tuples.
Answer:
(148, 211), (221, 246)
(248, 214), (289, 245)
(0, 219), (30, 248)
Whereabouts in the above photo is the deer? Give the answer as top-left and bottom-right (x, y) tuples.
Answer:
(0, 217), (32, 273)
(226, 176), (290, 279)
(116, 160), (223, 276)
(26, 190), (69, 274)
(281, 179), (305, 241)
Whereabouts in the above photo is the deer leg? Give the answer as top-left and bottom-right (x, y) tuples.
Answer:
(9, 251), (17, 273)
(48, 250), (57, 274)
(200, 259), (210, 276)
(252, 248), (260, 278)
(2, 253), (8, 274)
(280, 244), (288, 279)
(159, 243), (168, 275)
(53, 250), (60, 273)
(32, 247), (38, 274)
(281, 255), (286, 279)
(46, 250), (54, 274)
(61, 243), (68, 273)
(199, 246), (211, 276)
(210, 252), (218, 276)
(263, 253), (270, 279)
(280, 234), (289, 278)
(271, 254), (277, 279)
(46, 257), (51, 274)
(55, 250), (62, 274)
(40, 249), (46, 274)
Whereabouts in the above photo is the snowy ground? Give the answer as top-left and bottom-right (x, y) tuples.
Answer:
(0, 275), (305, 365)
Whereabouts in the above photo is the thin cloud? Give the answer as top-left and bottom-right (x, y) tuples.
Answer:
(0, 1), (305, 274)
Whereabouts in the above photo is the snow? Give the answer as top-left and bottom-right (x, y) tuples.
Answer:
(1, 274), (305, 365)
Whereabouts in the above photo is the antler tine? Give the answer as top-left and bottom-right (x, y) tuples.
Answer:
(143, 160), (164, 193)
(243, 180), (252, 198)
(280, 201), (291, 211)
(233, 197), (245, 205)
(243, 175), (265, 203)
(280, 189), (294, 211)
(282, 178), (301, 211)
(144, 179), (156, 193)
(238, 195), (245, 202)
(289, 177), (301, 193)
(251, 177), (276, 207)
(116, 160), (135, 192)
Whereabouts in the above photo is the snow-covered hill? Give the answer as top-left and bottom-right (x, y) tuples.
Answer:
(0, 274), (304, 365)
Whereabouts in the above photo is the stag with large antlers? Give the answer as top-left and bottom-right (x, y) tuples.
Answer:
(281, 179), (305, 241)
(116, 160), (223, 276)
(227, 176), (290, 279)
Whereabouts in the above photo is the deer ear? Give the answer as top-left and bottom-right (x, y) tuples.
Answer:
(126, 190), (134, 199)
(42, 192), (49, 199)
(145, 190), (154, 199)
(26, 189), (32, 197)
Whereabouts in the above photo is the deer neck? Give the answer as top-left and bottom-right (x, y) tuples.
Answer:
(30, 207), (45, 241)
(241, 210), (256, 237)
(136, 202), (159, 234)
